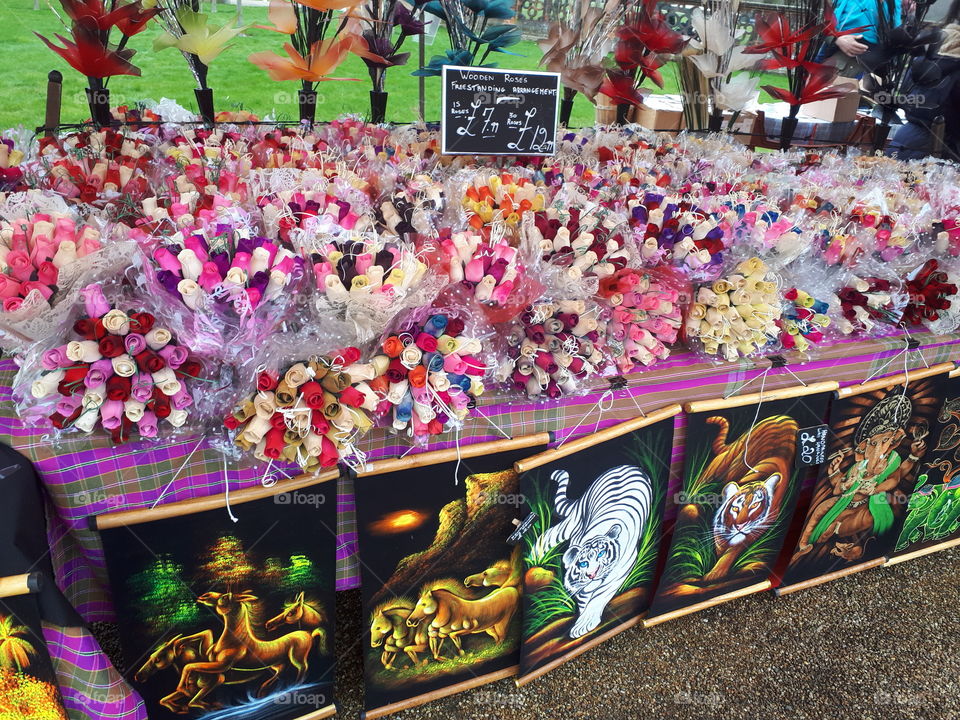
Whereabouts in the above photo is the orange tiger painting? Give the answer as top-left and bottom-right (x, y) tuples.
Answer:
(689, 415), (798, 583)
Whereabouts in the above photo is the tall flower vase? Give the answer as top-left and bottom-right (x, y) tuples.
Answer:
(559, 88), (576, 127)
(708, 108), (724, 133)
(780, 114), (800, 151)
(872, 109), (896, 153)
(298, 87), (318, 125)
(616, 103), (630, 125)
(85, 86), (111, 128)
(195, 88), (215, 126)
(370, 90), (388, 124)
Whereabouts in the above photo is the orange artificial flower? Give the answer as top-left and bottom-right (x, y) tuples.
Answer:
(256, 0), (297, 34)
(382, 335), (405, 358)
(408, 365), (427, 389)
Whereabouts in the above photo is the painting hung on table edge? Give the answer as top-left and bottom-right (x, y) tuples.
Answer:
(518, 414), (675, 680)
(98, 483), (337, 720)
(355, 439), (547, 714)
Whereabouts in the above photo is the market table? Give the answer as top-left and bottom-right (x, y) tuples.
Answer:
(4, 329), (958, 718)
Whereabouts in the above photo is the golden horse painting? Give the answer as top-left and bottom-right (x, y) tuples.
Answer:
(99, 487), (337, 720)
(356, 446), (544, 714)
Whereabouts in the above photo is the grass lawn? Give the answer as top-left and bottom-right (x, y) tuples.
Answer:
(0, 0), (787, 131)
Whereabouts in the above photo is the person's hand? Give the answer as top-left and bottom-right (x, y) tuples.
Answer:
(836, 34), (869, 56)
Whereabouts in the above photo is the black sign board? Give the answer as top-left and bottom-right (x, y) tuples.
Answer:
(441, 65), (560, 156)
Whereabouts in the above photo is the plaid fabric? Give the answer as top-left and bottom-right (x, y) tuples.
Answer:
(2, 330), (957, 720)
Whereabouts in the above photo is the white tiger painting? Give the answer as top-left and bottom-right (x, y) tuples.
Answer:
(534, 465), (652, 638)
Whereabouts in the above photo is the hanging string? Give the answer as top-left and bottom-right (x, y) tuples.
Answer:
(223, 456), (238, 523)
(452, 425), (464, 485)
(740, 368), (771, 475)
(556, 390), (615, 449)
(150, 437), (204, 509)
(473, 406), (512, 439)
(260, 458), (276, 488)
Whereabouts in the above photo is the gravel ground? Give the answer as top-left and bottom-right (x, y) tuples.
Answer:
(93, 546), (959, 720)
(332, 547), (960, 720)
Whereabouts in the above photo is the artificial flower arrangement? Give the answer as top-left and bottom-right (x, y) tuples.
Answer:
(680, 0), (759, 131)
(743, 0), (864, 148)
(628, 191), (727, 274)
(600, 0), (688, 124)
(249, 0), (381, 124)
(497, 301), (608, 399)
(684, 257), (782, 361)
(149, 211), (305, 327)
(538, 0), (624, 126)
(901, 259), (959, 330)
(417, 0), (521, 76)
(461, 173), (547, 231)
(35, 130), (154, 207)
(438, 230), (523, 307)
(598, 266), (684, 371)
(372, 311), (485, 440)
(153, 0), (247, 124)
(0, 213), (101, 313)
(36, 0), (160, 126)
(777, 287), (832, 354)
(225, 347), (380, 470)
(834, 273), (905, 336)
(359, 0), (425, 122)
(530, 206), (632, 284)
(18, 283), (205, 443)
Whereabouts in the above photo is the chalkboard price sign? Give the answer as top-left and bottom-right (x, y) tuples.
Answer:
(441, 65), (561, 156)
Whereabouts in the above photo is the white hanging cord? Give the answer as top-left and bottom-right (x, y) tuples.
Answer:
(150, 438), (204, 509)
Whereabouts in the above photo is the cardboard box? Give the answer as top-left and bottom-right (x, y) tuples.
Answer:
(630, 94), (685, 132)
(803, 78), (861, 123)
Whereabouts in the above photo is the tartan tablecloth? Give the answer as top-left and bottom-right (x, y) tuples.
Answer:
(3, 330), (958, 720)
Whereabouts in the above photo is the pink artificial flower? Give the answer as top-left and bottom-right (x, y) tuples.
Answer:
(81, 284), (111, 318)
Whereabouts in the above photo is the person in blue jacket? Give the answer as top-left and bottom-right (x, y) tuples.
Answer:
(831, 0), (904, 71)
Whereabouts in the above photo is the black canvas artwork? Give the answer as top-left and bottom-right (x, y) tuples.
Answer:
(0, 586), (68, 720)
(98, 480), (337, 720)
(894, 370), (960, 556)
(518, 414), (676, 682)
(647, 386), (833, 618)
(355, 438), (547, 717)
(781, 369), (948, 586)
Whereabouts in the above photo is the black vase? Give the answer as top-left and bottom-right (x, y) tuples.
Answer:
(559, 96), (574, 127)
(85, 87), (111, 128)
(615, 103), (630, 125)
(370, 90), (388, 124)
(195, 87), (215, 125)
(780, 115), (800, 150)
(298, 88), (318, 125)
(708, 108), (724, 133)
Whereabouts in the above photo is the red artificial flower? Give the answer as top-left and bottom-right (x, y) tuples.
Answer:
(257, 371), (278, 391)
(73, 317), (106, 340)
(179, 359), (203, 378)
(98, 335), (126, 358)
(36, 18), (140, 79)
(59, 0), (159, 35)
(600, 70), (646, 107)
(762, 63), (846, 106)
(128, 311), (155, 334)
(339, 386), (366, 408)
(224, 414), (240, 430)
(152, 396), (172, 418)
(106, 375), (132, 401)
(135, 350), (165, 374)
(445, 317), (465, 336)
(744, 14), (809, 54)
